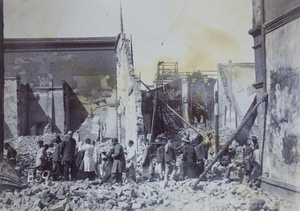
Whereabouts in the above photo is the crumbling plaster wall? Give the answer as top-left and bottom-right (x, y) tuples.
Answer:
(217, 63), (256, 130)
(27, 87), (65, 135)
(4, 48), (117, 136)
(250, 0), (300, 198)
(4, 77), (20, 139)
(116, 33), (144, 147)
(264, 17), (300, 189)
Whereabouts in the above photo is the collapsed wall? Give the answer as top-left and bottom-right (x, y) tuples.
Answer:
(4, 37), (118, 137)
(217, 62), (256, 131)
(4, 76), (22, 139)
(116, 33), (144, 146)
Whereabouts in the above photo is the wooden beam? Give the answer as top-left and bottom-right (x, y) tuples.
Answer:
(192, 94), (268, 190)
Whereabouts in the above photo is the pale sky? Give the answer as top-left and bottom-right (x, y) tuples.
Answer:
(4, 0), (254, 84)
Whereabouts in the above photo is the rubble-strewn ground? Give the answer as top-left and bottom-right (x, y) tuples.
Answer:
(1, 132), (299, 211)
(0, 176), (298, 211)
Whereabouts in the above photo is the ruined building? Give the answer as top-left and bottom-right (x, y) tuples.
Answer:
(249, 0), (300, 198)
(217, 62), (256, 132)
(115, 33), (144, 145)
(142, 61), (216, 140)
(3, 33), (143, 145)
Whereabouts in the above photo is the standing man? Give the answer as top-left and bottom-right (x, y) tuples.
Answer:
(182, 137), (197, 179)
(61, 131), (77, 181)
(243, 138), (254, 185)
(52, 135), (63, 181)
(194, 134), (207, 177)
(141, 139), (154, 181)
(163, 139), (176, 188)
(126, 140), (137, 182)
(250, 136), (261, 188)
(156, 138), (166, 181)
(81, 138), (96, 180)
(111, 138), (126, 184)
(92, 140), (101, 179)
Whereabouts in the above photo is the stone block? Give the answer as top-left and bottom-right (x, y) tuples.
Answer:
(249, 197), (265, 211)
(263, 200), (280, 211)
(235, 184), (248, 195)
(32, 186), (42, 194)
(3, 196), (13, 205)
(118, 201), (129, 209)
(101, 189), (112, 196)
(73, 191), (86, 198)
(130, 189), (138, 198)
(230, 199), (242, 208)
(48, 198), (68, 211)
(157, 198), (164, 204)
(132, 202), (142, 209)
(57, 186), (65, 195)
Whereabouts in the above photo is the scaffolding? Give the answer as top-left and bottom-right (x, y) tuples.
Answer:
(154, 61), (179, 89)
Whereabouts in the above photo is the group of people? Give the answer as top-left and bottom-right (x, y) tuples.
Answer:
(141, 133), (208, 188)
(32, 131), (136, 185)
(3, 130), (260, 188)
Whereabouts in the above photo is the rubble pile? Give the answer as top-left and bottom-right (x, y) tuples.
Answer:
(4, 133), (58, 182)
(1, 132), (298, 210)
(154, 179), (294, 211)
(0, 176), (297, 211)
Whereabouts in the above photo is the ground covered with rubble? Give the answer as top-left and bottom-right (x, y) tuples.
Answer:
(0, 176), (297, 211)
(1, 132), (299, 211)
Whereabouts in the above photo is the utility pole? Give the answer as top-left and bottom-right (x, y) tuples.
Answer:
(0, 0), (4, 161)
(120, 0), (124, 33)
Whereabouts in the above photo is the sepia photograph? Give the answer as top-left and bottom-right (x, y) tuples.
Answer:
(0, 0), (299, 210)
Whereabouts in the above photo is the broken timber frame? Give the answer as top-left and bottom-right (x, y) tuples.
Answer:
(139, 80), (204, 136)
(192, 93), (268, 190)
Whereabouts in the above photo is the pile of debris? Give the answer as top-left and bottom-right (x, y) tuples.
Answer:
(0, 176), (297, 210)
(1, 131), (299, 210)
(4, 133), (58, 182)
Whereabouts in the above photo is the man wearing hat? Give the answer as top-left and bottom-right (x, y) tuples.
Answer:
(250, 136), (261, 188)
(155, 135), (167, 180)
(182, 136), (197, 179)
(194, 134), (207, 177)
(61, 131), (77, 181)
(243, 135), (259, 186)
(163, 138), (176, 188)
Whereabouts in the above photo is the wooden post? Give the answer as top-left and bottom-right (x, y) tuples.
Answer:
(150, 90), (158, 143)
(192, 94), (268, 190)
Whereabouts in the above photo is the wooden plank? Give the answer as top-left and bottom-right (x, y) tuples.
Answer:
(192, 94), (268, 190)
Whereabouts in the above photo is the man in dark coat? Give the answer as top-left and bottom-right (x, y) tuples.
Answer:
(52, 135), (63, 181)
(100, 149), (114, 184)
(61, 131), (77, 181)
(111, 138), (126, 184)
(4, 143), (17, 166)
(142, 139), (155, 181)
(194, 134), (207, 177)
(182, 138), (197, 179)
(163, 139), (176, 188)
